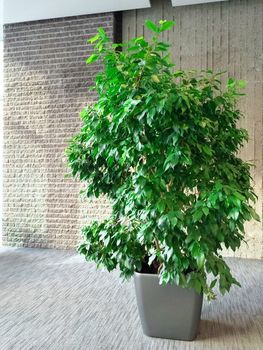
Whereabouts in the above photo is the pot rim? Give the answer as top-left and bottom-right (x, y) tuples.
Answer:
(135, 271), (159, 278)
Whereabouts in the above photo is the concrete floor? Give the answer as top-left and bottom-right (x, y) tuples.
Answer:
(0, 247), (262, 350)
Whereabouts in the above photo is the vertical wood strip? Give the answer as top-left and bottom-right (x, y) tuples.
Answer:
(122, 0), (263, 259)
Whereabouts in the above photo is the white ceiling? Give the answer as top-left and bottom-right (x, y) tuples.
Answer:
(3, 0), (151, 24)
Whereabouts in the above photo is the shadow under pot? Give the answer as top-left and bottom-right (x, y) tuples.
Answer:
(134, 272), (203, 341)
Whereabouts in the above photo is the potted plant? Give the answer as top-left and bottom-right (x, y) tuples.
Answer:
(66, 20), (259, 341)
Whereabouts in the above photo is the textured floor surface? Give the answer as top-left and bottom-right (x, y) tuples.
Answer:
(0, 247), (262, 350)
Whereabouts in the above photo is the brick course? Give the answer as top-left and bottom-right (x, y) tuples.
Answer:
(3, 14), (114, 249)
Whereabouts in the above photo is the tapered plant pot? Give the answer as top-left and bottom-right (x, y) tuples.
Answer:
(134, 272), (203, 341)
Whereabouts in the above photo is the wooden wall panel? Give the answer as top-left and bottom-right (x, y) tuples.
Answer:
(123, 0), (263, 258)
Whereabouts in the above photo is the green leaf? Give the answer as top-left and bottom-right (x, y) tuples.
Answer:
(194, 278), (202, 294)
(157, 215), (169, 230)
(203, 145), (213, 156)
(190, 242), (201, 258)
(227, 78), (235, 87)
(86, 54), (99, 64)
(193, 209), (203, 222)
(228, 208), (240, 221)
(164, 152), (179, 171)
(175, 211), (184, 221)
(98, 28), (106, 38)
(238, 80), (246, 89)
(167, 211), (178, 228)
(88, 34), (100, 44)
(151, 75), (160, 83)
(210, 279), (217, 289)
(202, 207), (209, 216)
(196, 252), (205, 269)
(165, 247), (174, 260)
(104, 236), (110, 246)
(157, 199), (166, 213)
(217, 232), (224, 242)
(233, 191), (245, 201)
(145, 20), (160, 33)
(159, 20), (176, 32)
(156, 42), (170, 51)
(135, 37), (148, 48)
(229, 220), (235, 232)
(148, 253), (156, 266)
(170, 217), (178, 228)
(249, 207), (260, 221)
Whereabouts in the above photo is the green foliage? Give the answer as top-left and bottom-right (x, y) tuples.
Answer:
(66, 20), (259, 300)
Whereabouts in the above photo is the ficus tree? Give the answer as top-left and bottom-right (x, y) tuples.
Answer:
(66, 20), (259, 300)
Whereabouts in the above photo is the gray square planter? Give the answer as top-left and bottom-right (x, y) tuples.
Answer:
(134, 272), (203, 341)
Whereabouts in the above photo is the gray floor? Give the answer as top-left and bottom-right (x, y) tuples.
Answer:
(0, 248), (262, 350)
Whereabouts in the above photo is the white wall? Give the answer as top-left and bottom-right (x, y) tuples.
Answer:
(4, 0), (151, 24)
(171, 0), (227, 5)
(0, 0), (3, 244)
(3, 0), (231, 24)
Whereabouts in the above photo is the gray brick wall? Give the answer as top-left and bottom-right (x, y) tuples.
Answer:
(3, 14), (114, 249)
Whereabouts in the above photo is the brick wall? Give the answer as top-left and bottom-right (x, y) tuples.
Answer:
(3, 14), (114, 249)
